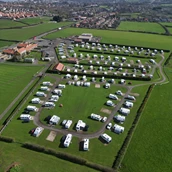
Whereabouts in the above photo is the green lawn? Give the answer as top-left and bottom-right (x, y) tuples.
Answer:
(116, 22), (165, 33)
(120, 67), (172, 172)
(19, 17), (52, 25)
(0, 22), (73, 41)
(0, 64), (43, 115)
(0, 142), (97, 172)
(2, 74), (149, 167)
(44, 28), (172, 50)
(0, 19), (26, 28)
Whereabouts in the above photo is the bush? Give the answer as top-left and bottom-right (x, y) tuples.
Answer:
(0, 136), (15, 143)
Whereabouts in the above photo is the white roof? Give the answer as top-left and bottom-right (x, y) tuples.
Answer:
(49, 115), (60, 124)
(64, 134), (72, 147)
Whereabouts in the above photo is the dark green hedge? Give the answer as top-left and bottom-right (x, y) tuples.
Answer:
(0, 136), (15, 143)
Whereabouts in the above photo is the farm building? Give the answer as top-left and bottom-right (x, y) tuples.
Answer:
(83, 139), (89, 151)
(65, 120), (73, 129)
(33, 127), (43, 137)
(114, 124), (124, 134)
(31, 98), (40, 104)
(36, 92), (46, 97)
(114, 115), (125, 123)
(49, 115), (60, 125)
(90, 113), (102, 121)
(100, 133), (112, 143)
(20, 114), (31, 121)
(76, 120), (86, 131)
(67, 58), (79, 64)
(54, 63), (65, 72)
(64, 134), (72, 147)
(26, 105), (38, 111)
(119, 107), (130, 116)
(78, 33), (93, 42)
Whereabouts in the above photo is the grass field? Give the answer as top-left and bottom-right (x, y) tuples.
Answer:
(0, 19), (26, 29)
(19, 17), (52, 25)
(0, 142), (97, 172)
(120, 67), (172, 172)
(0, 64), (43, 115)
(116, 22), (165, 33)
(0, 41), (16, 48)
(0, 22), (73, 41)
(160, 22), (172, 27)
(2, 74), (150, 167)
(44, 28), (172, 50)
(167, 27), (172, 34)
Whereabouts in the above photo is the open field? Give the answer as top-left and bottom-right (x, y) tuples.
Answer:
(166, 27), (172, 34)
(0, 64), (43, 114)
(0, 19), (26, 28)
(44, 28), (172, 50)
(0, 41), (16, 48)
(121, 67), (172, 172)
(0, 142), (97, 172)
(160, 22), (172, 27)
(2, 74), (149, 167)
(116, 22), (165, 33)
(0, 22), (73, 41)
(19, 17), (52, 25)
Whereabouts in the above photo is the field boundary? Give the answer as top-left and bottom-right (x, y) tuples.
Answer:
(22, 142), (114, 172)
(112, 84), (155, 170)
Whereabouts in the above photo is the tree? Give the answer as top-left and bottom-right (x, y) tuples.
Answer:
(53, 16), (62, 22)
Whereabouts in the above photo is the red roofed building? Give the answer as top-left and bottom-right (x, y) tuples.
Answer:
(54, 63), (65, 71)
(3, 49), (16, 55)
(67, 58), (79, 64)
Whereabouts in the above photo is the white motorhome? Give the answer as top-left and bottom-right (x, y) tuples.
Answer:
(42, 81), (52, 86)
(36, 92), (46, 97)
(100, 133), (112, 143)
(114, 124), (124, 134)
(65, 120), (73, 129)
(40, 86), (49, 91)
(27, 105), (38, 112)
(20, 114), (31, 121)
(83, 139), (89, 151)
(44, 102), (55, 107)
(106, 100), (115, 107)
(49, 115), (60, 125)
(31, 98), (41, 104)
(90, 113), (102, 121)
(33, 127), (43, 137)
(76, 120), (86, 131)
(109, 94), (118, 100)
(58, 84), (66, 89)
(64, 134), (72, 147)
(119, 107), (130, 116)
(124, 101), (133, 108)
(126, 95), (136, 101)
(49, 95), (59, 102)
(53, 89), (62, 95)
(114, 115), (126, 123)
